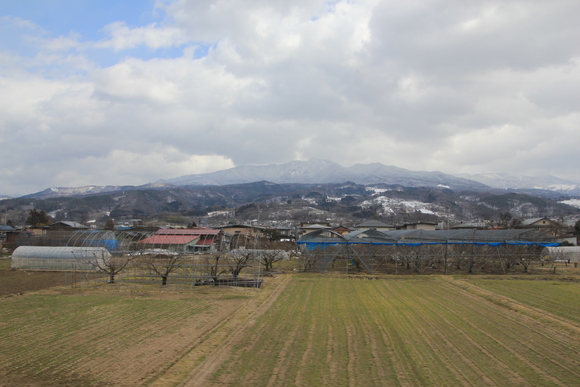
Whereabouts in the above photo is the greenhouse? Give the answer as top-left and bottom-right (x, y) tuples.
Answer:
(11, 246), (109, 270)
(541, 246), (580, 264)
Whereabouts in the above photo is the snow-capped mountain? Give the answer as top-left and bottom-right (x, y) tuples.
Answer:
(157, 159), (488, 191)
(22, 185), (131, 199)
(458, 172), (580, 195)
(18, 160), (580, 200)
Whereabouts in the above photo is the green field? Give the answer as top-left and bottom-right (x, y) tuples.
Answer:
(0, 287), (250, 386)
(1, 273), (580, 386)
(203, 275), (580, 386)
(469, 277), (580, 324)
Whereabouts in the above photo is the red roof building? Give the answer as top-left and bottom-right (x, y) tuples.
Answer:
(138, 228), (220, 253)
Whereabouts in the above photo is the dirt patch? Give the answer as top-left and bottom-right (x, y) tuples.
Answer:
(0, 269), (67, 296)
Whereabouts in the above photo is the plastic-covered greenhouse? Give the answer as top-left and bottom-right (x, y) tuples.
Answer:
(11, 246), (109, 270)
(541, 246), (580, 263)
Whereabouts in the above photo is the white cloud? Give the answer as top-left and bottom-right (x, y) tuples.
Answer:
(52, 149), (235, 188)
(1, 0), (580, 196)
(96, 22), (189, 50)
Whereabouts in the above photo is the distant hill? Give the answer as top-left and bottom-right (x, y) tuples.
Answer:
(4, 181), (578, 228)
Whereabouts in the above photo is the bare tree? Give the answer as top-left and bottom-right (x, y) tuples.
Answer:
(451, 244), (492, 274)
(88, 252), (135, 284)
(397, 245), (439, 274)
(203, 253), (229, 285)
(228, 250), (254, 278)
(517, 245), (541, 273)
(496, 245), (518, 274)
(145, 254), (187, 286)
(258, 241), (291, 271)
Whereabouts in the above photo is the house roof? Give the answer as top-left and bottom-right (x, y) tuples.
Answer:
(155, 228), (220, 235)
(299, 228), (552, 244)
(139, 235), (199, 245)
(50, 221), (88, 229)
(216, 224), (266, 230)
(355, 220), (392, 228)
(345, 229), (396, 241)
(301, 224), (331, 229)
(139, 228), (219, 245)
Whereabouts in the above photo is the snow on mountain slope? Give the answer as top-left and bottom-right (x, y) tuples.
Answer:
(158, 159), (487, 190)
(458, 172), (580, 194)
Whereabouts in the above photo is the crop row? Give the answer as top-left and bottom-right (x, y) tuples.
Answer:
(467, 278), (580, 324)
(208, 275), (580, 386)
(0, 292), (212, 385)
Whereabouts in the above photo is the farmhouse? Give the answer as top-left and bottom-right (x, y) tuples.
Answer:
(299, 223), (332, 236)
(0, 225), (16, 247)
(217, 224), (269, 249)
(522, 217), (557, 228)
(217, 224), (267, 238)
(138, 228), (220, 253)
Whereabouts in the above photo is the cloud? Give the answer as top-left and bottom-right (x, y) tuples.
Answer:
(1, 0), (580, 196)
(52, 149), (235, 188)
(95, 21), (189, 50)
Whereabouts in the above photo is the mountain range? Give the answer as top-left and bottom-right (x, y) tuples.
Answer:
(158, 159), (580, 197)
(156, 159), (490, 191)
(13, 159), (580, 199)
(457, 172), (580, 194)
(3, 160), (579, 227)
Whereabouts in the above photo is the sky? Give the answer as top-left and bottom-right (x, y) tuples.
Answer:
(1, 0), (579, 196)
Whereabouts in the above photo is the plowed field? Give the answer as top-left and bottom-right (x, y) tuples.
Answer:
(1, 274), (580, 386)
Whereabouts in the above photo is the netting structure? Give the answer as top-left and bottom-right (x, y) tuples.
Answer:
(298, 229), (559, 274)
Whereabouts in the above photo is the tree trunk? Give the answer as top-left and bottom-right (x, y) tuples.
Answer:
(162, 276), (167, 285)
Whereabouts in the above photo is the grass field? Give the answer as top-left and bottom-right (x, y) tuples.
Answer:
(1, 269), (580, 386)
(0, 285), (253, 386)
(201, 275), (580, 386)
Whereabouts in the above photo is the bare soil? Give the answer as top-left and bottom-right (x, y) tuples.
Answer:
(0, 269), (67, 296)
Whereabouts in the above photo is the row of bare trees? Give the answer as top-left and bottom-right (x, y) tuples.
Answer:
(300, 243), (548, 275)
(87, 248), (290, 286)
